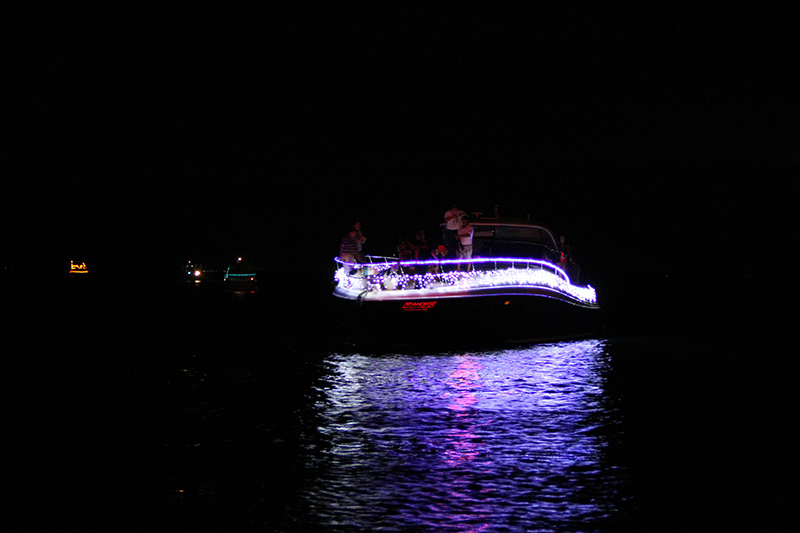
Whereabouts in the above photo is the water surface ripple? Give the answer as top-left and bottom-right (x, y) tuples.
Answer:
(294, 340), (628, 531)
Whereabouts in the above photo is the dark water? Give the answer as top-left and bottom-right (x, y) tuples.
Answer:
(7, 274), (794, 530)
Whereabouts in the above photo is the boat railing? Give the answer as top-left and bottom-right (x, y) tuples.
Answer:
(333, 255), (598, 303)
(339, 254), (569, 278)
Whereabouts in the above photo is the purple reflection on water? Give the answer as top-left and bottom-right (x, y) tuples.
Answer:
(298, 340), (625, 530)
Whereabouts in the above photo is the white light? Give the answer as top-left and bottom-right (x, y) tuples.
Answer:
(333, 256), (597, 305)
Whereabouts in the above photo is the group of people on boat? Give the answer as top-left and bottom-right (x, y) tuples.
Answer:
(442, 204), (474, 263)
(337, 204), (581, 283)
(393, 205), (474, 266)
(339, 205), (474, 266)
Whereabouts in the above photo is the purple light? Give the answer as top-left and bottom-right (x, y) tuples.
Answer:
(336, 255), (571, 279)
(334, 256), (597, 305)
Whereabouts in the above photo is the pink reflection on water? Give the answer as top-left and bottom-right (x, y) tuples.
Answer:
(443, 356), (482, 465)
(440, 356), (493, 531)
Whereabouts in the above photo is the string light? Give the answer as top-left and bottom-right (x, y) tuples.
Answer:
(69, 261), (89, 274)
(334, 256), (597, 305)
(224, 264), (257, 282)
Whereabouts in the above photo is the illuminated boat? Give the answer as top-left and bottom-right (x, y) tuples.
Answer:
(183, 261), (205, 283)
(222, 257), (258, 294)
(332, 218), (600, 345)
(68, 261), (89, 276)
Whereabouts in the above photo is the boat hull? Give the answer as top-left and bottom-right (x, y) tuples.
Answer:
(332, 291), (602, 348)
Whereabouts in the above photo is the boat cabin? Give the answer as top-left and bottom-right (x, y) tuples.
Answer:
(467, 219), (561, 262)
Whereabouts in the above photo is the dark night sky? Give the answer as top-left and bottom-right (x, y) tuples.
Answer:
(5, 5), (797, 277)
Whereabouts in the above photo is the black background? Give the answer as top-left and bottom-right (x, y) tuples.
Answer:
(5, 5), (796, 284)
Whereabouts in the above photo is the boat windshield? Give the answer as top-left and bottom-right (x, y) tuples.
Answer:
(498, 226), (553, 243)
(473, 225), (558, 261)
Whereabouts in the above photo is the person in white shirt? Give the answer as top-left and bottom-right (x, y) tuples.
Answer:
(456, 216), (474, 270)
(443, 204), (466, 258)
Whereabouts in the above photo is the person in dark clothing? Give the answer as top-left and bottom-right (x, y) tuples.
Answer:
(339, 228), (360, 263)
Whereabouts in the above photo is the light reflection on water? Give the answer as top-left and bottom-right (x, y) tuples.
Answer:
(297, 339), (628, 531)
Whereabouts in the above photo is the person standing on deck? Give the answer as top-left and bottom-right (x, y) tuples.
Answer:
(443, 204), (466, 259)
(339, 228), (360, 264)
(352, 221), (367, 261)
(456, 216), (474, 270)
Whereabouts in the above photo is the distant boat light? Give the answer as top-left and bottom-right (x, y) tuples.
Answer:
(69, 261), (89, 274)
